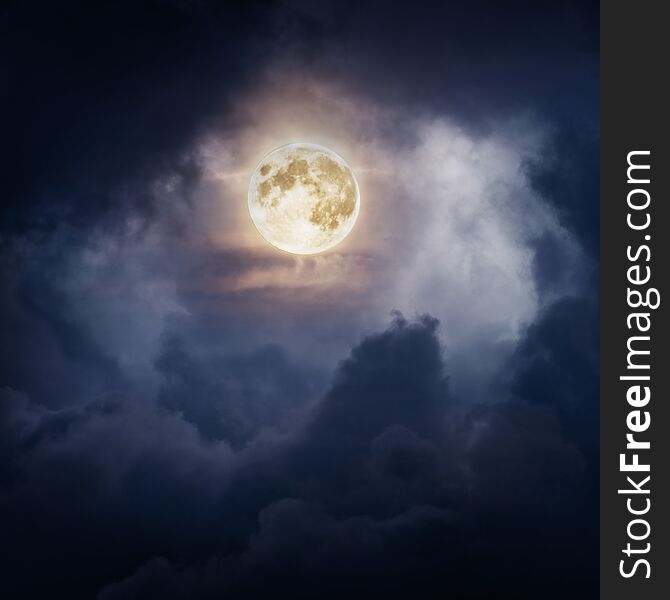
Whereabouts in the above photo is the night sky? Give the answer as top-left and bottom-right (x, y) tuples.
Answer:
(1, 1), (599, 598)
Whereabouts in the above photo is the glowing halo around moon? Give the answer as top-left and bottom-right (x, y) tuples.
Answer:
(248, 143), (360, 254)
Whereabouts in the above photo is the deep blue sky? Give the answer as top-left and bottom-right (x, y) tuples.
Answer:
(1, 1), (598, 598)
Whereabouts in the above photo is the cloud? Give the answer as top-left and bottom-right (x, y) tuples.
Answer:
(509, 295), (599, 465)
(154, 334), (318, 448)
(0, 386), (237, 598)
(93, 313), (596, 599)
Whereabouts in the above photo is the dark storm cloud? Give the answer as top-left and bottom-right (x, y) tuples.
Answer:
(280, 314), (456, 516)
(154, 334), (318, 447)
(0, 386), (236, 598)
(95, 314), (596, 599)
(18, 267), (124, 385)
(509, 295), (599, 466)
(527, 125), (600, 258)
(0, 262), (124, 407)
(306, 314), (446, 443)
(1, 315), (597, 599)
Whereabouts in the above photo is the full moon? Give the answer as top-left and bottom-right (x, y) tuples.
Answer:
(248, 143), (360, 254)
